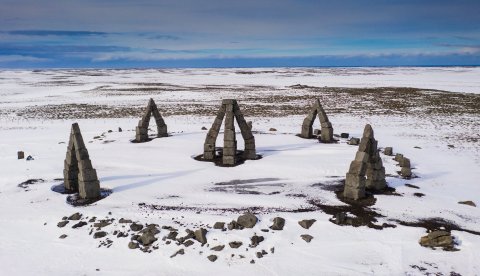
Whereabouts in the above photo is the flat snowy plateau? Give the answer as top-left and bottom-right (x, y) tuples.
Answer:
(0, 67), (479, 275)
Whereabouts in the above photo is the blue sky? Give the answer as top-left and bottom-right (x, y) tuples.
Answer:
(0, 0), (479, 68)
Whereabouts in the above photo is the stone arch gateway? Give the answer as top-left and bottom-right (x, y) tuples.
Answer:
(135, 98), (168, 142)
(300, 99), (334, 143)
(63, 123), (101, 199)
(203, 99), (256, 165)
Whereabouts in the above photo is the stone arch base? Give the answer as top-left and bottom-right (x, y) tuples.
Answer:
(135, 98), (168, 142)
(63, 123), (101, 199)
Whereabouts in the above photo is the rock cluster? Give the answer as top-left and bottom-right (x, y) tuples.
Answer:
(203, 99), (256, 165)
(395, 154), (412, 178)
(300, 99), (334, 143)
(135, 98), (168, 142)
(63, 123), (101, 199)
(344, 124), (386, 200)
(419, 230), (454, 249)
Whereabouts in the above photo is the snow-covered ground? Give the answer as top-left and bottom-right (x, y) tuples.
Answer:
(0, 67), (479, 275)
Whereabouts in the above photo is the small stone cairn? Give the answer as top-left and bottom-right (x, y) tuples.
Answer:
(396, 154), (412, 178)
(63, 123), (101, 199)
(135, 98), (168, 142)
(344, 124), (386, 200)
(203, 99), (256, 165)
(300, 99), (334, 143)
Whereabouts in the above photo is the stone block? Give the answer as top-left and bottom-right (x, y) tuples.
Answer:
(247, 121), (252, 130)
(320, 122), (332, 128)
(204, 143), (215, 152)
(63, 168), (79, 180)
(394, 153), (404, 162)
(78, 159), (93, 171)
(345, 173), (366, 189)
(223, 156), (236, 165)
(384, 147), (393, 156)
(64, 178), (78, 192)
(78, 180), (101, 199)
(18, 151), (24, 159)
(340, 133), (349, 138)
(320, 128), (333, 142)
(400, 167), (412, 178)
(400, 157), (411, 168)
(243, 149), (257, 159)
(223, 147), (237, 156)
(355, 151), (369, 163)
(76, 148), (90, 160)
(203, 151), (215, 160)
(222, 99), (236, 105)
(224, 130), (236, 141)
(366, 179), (386, 191)
(348, 161), (367, 175)
(136, 126), (148, 135)
(79, 168), (98, 182)
(223, 140), (237, 148)
(313, 129), (321, 135)
(348, 138), (360, 145)
(157, 125), (168, 137)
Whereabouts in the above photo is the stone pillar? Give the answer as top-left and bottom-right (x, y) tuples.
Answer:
(222, 100), (237, 165)
(233, 102), (256, 160)
(203, 104), (225, 160)
(343, 152), (368, 200)
(63, 123), (101, 199)
(343, 124), (387, 200)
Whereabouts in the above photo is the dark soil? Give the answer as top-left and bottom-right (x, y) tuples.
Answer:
(194, 149), (262, 167)
(66, 188), (113, 206)
(395, 217), (480, 236)
(18, 179), (45, 191)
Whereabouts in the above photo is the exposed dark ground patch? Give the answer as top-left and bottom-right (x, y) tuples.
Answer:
(66, 188), (113, 206)
(18, 179), (45, 191)
(395, 217), (480, 236)
(194, 149), (262, 167)
(210, 178), (285, 194)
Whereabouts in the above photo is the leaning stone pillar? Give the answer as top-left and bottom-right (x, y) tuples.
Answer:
(64, 123), (101, 199)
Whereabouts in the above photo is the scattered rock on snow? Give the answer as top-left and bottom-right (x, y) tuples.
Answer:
(119, 218), (132, 224)
(170, 249), (184, 258)
(183, 240), (194, 247)
(269, 128), (277, 131)
(384, 147), (393, 156)
(340, 133), (349, 138)
(194, 228), (208, 244)
(458, 200), (476, 207)
(57, 221), (69, 228)
(138, 231), (157, 246)
(269, 217), (285, 230)
(94, 231), (107, 239)
(347, 138), (360, 145)
(256, 252), (263, 258)
(68, 212), (82, 220)
(301, 234), (313, 243)
(213, 222), (225, 229)
(250, 234), (264, 247)
(237, 212), (258, 228)
(128, 241), (139, 249)
(419, 231), (454, 249)
(201, 126), (207, 130)
(229, 241), (243, 248)
(298, 219), (316, 229)
(72, 221), (87, 229)
(59, 234), (67, 239)
(210, 245), (225, 251)
(207, 255), (218, 262)
(130, 223), (144, 232)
